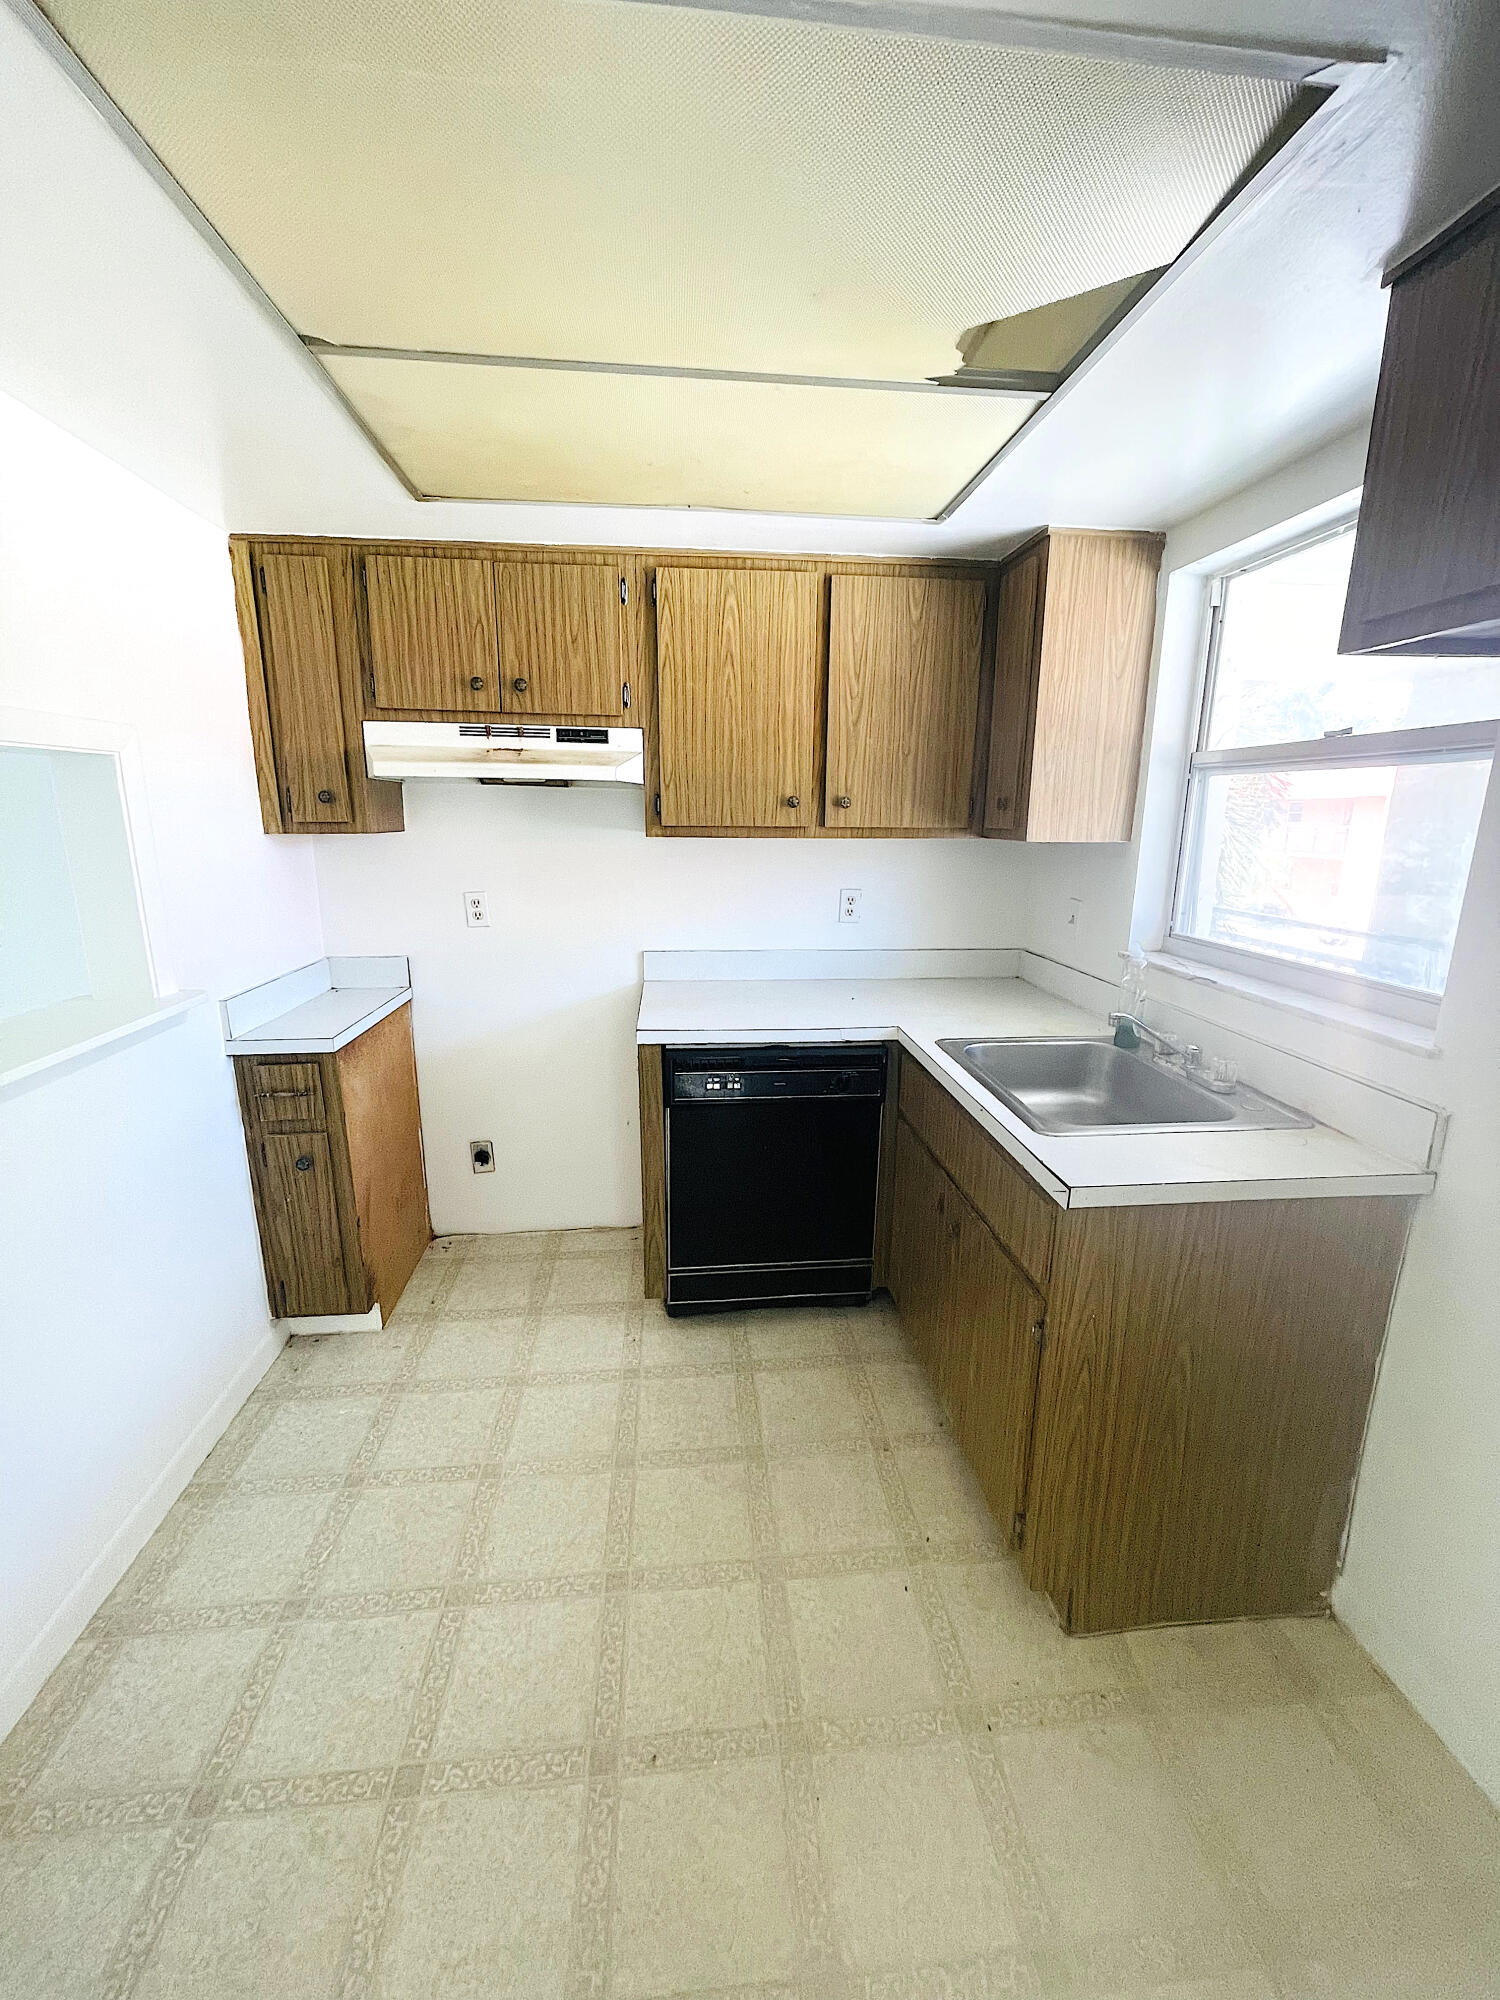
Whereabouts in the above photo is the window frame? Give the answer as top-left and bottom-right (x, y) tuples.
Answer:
(1166, 518), (1498, 1027)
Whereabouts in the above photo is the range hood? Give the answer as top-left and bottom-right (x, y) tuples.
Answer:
(363, 721), (644, 786)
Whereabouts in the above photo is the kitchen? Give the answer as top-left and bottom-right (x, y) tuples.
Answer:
(2, 0), (1499, 1994)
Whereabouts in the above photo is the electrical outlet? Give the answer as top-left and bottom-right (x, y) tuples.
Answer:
(470, 1140), (495, 1173)
(464, 890), (490, 929)
(838, 887), (862, 925)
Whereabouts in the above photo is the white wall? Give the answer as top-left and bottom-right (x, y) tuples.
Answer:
(0, 391), (324, 1737)
(1023, 426), (1500, 1806)
(314, 783), (1027, 1232)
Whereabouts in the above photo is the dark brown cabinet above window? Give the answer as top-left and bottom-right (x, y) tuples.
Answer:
(1341, 187), (1500, 655)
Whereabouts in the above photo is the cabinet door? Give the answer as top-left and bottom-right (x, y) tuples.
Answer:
(257, 551), (352, 826)
(826, 574), (986, 829)
(983, 546), (1044, 835)
(655, 567), (821, 828)
(951, 1203), (1044, 1548)
(887, 1120), (960, 1401)
(364, 553), (498, 710)
(259, 1132), (354, 1317)
(498, 562), (628, 716)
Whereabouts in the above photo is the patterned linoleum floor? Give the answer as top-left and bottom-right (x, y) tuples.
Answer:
(2, 1227), (1498, 2000)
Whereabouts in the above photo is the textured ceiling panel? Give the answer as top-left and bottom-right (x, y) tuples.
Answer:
(319, 355), (1041, 516)
(42, 0), (1297, 382)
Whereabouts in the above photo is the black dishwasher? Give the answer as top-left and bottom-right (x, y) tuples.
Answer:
(663, 1044), (887, 1314)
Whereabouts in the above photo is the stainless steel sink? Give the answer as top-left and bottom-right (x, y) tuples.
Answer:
(934, 1037), (1314, 1136)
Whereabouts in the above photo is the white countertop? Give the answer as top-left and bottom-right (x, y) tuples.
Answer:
(636, 974), (1436, 1209)
(221, 955), (412, 1057)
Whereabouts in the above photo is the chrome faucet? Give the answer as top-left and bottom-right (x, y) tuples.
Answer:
(1109, 1013), (1200, 1073)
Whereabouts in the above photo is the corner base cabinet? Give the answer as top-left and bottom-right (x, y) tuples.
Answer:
(887, 1055), (1413, 1634)
(234, 1003), (431, 1322)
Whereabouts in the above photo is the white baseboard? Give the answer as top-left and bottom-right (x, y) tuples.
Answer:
(281, 1303), (384, 1336)
(0, 1322), (285, 1742)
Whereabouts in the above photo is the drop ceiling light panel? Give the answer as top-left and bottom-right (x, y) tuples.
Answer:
(41, 0), (1302, 514)
(320, 355), (1040, 514)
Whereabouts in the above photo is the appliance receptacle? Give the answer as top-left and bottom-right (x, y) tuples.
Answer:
(470, 1140), (495, 1173)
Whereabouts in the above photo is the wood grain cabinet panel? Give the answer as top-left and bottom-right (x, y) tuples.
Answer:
(655, 566), (822, 829)
(1341, 191), (1500, 653)
(886, 1061), (1416, 1634)
(982, 529), (1163, 844)
(498, 561), (629, 716)
(235, 1004), (432, 1324)
(826, 573), (987, 829)
(255, 552), (353, 827)
(258, 1132), (349, 1318)
(897, 1057), (1054, 1290)
(364, 552), (499, 710)
(983, 547), (1044, 834)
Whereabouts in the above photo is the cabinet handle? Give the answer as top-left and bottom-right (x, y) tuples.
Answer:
(995, 792), (1011, 811)
(294, 1155), (314, 1172)
(317, 788), (335, 805)
(261, 1089), (312, 1099)
(621, 681), (631, 710)
(833, 794), (852, 809)
(785, 794), (800, 809)
(469, 676), (486, 692)
(512, 676), (529, 693)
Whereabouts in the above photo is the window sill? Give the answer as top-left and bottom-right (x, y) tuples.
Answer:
(1143, 952), (1440, 1056)
(0, 992), (204, 1095)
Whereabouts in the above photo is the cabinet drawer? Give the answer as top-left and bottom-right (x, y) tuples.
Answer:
(245, 1060), (327, 1132)
(898, 1055), (1055, 1291)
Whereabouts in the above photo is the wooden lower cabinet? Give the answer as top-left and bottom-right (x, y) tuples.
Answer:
(887, 1056), (1414, 1633)
(235, 1004), (431, 1322)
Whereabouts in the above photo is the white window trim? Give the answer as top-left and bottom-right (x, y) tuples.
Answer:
(1165, 519), (1498, 1028)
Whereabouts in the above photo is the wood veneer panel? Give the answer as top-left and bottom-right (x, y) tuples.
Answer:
(498, 560), (628, 717)
(243, 1059), (325, 1133)
(897, 1058), (1055, 1290)
(256, 551), (352, 826)
(327, 1004), (431, 1322)
(637, 1044), (666, 1300)
(983, 544), (1044, 835)
(1026, 1195), (1414, 1633)
(364, 552), (498, 711)
(951, 1187), (1045, 1550)
(229, 540), (284, 834)
(1026, 531), (1163, 843)
(825, 573), (986, 829)
(655, 566), (822, 829)
(1342, 195), (1500, 651)
(258, 1131), (355, 1317)
(887, 1117), (957, 1394)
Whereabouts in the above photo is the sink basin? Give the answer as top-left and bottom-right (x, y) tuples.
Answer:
(935, 1038), (1314, 1136)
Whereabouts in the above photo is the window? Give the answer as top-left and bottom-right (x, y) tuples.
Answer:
(0, 743), (157, 1071)
(1169, 522), (1499, 1021)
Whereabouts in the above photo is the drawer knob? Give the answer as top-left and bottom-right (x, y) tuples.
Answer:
(512, 676), (529, 693)
(995, 792), (1011, 811)
(294, 1154), (314, 1172)
(834, 794), (851, 809)
(317, 788), (334, 804)
(469, 676), (486, 691)
(785, 793), (800, 809)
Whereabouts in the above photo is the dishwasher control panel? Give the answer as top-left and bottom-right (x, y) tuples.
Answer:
(667, 1045), (887, 1104)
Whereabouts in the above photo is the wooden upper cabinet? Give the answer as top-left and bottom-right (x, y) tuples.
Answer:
(826, 573), (987, 830)
(1341, 191), (1500, 654)
(983, 529), (1163, 844)
(254, 551), (352, 827)
(655, 566), (822, 829)
(983, 548), (1044, 835)
(497, 561), (628, 716)
(363, 552), (499, 710)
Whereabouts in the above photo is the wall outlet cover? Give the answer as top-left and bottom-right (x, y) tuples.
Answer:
(470, 1140), (495, 1173)
(839, 888), (862, 924)
(464, 890), (490, 928)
